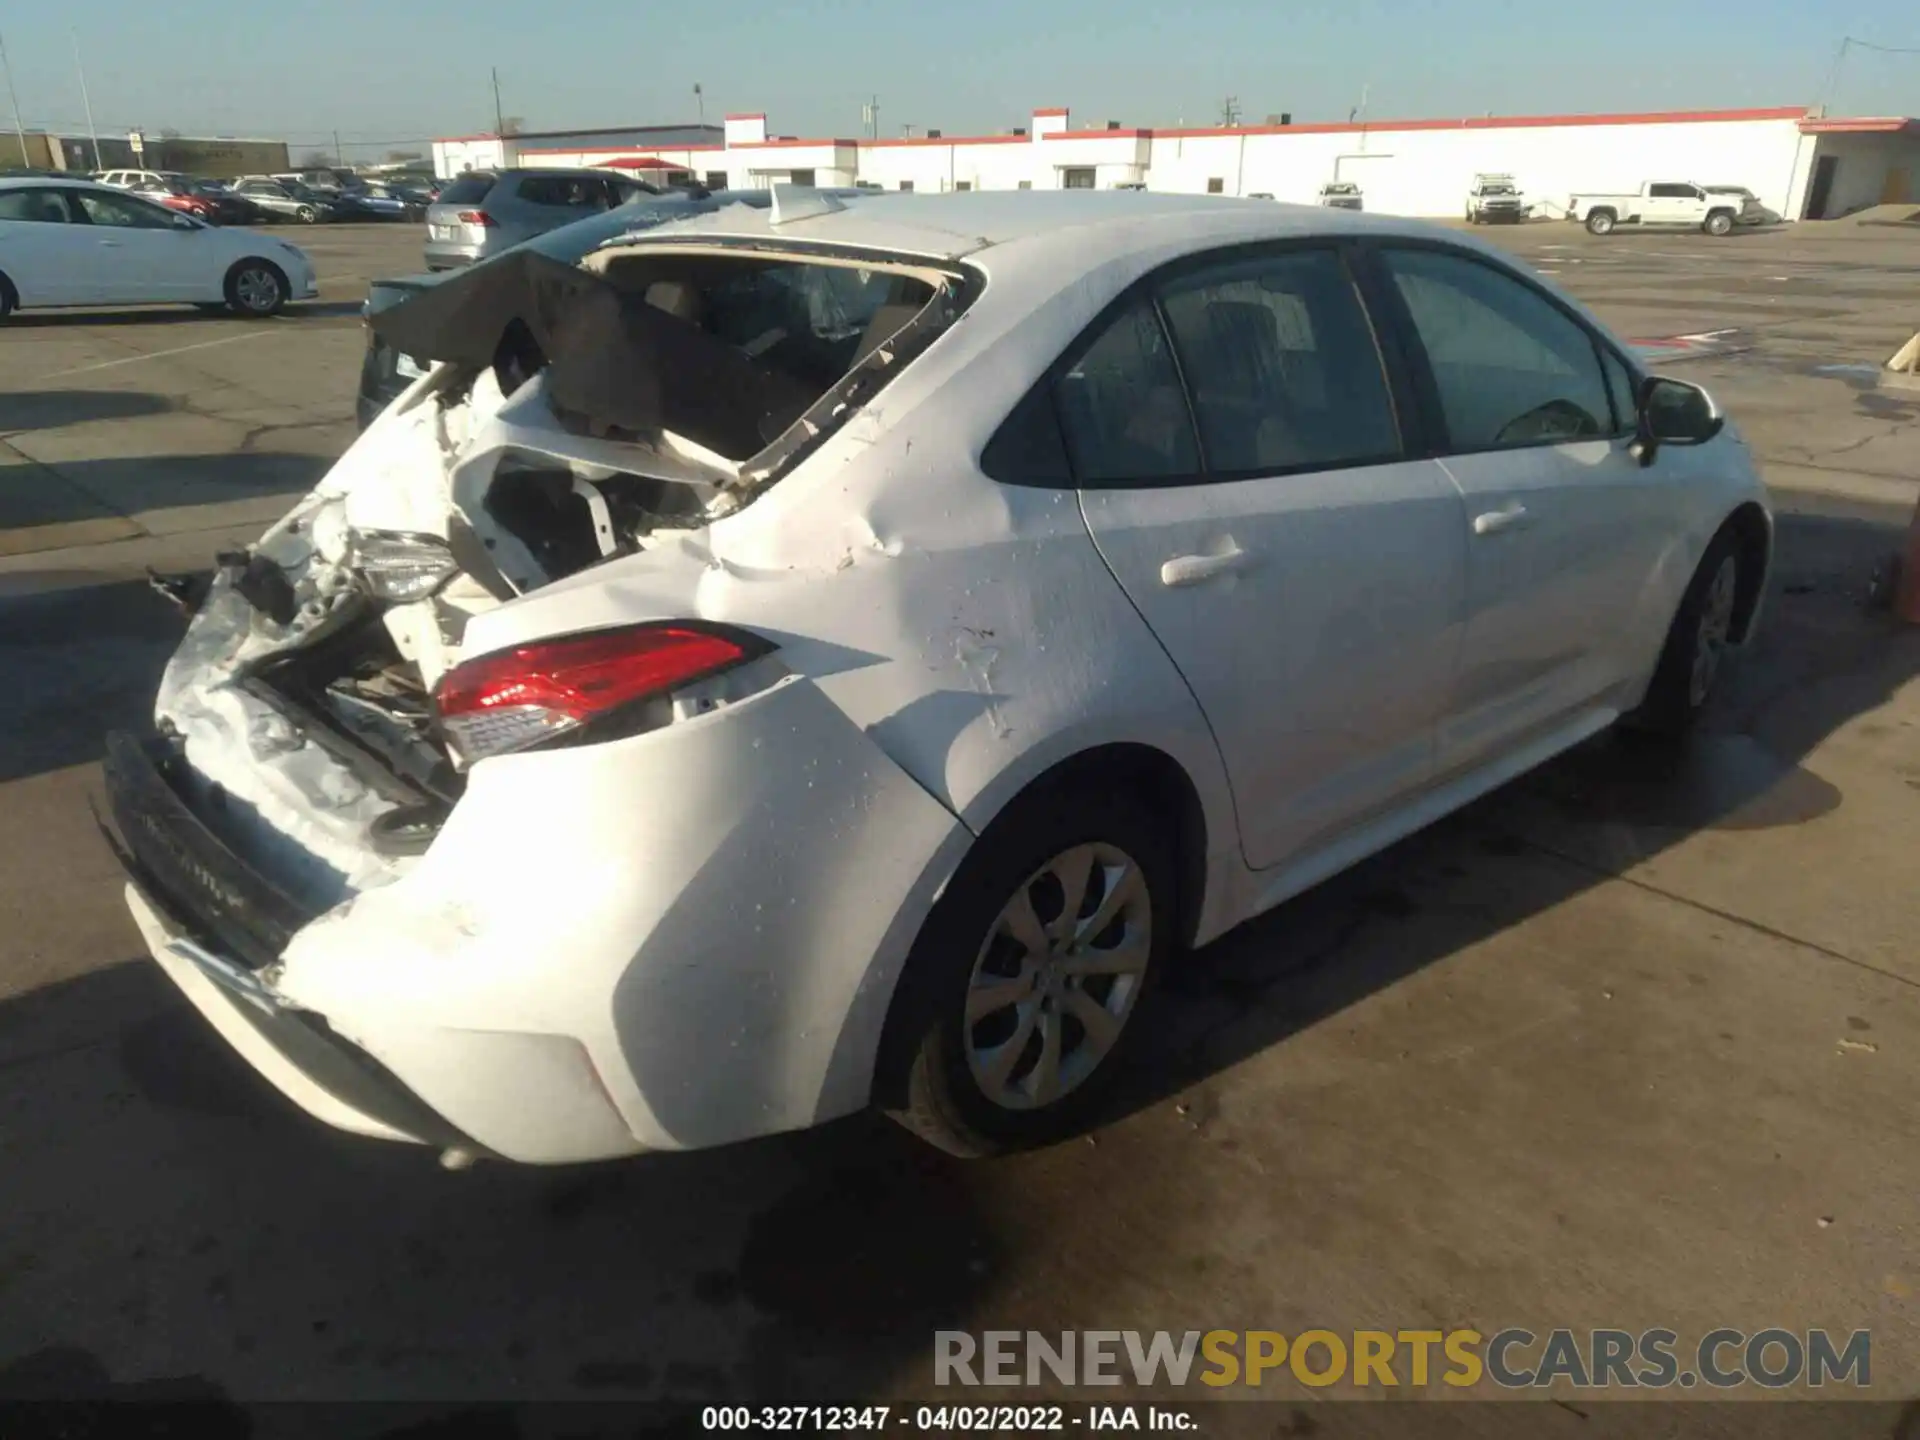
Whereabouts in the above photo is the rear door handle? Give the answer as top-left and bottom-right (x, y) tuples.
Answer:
(1472, 504), (1531, 536)
(1161, 544), (1251, 587)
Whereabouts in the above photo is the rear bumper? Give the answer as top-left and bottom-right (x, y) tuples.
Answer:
(101, 732), (480, 1152)
(420, 241), (480, 271)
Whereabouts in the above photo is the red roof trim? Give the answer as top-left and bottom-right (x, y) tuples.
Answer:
(723, 112), (765, 121)
(1047, 128), (1151, 140)
(1031, 107), (1069, 117)
(1798, 115), (1920, 134)
(864, 133), (1029, 148)
(1151, 105), (1806, 140)
(732, 137), (858, 149)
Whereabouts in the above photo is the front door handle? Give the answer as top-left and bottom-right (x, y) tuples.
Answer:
(1161, 544), (1251, 588)
(98, 239), (121, 247)
(1472, 503), (1531, 537)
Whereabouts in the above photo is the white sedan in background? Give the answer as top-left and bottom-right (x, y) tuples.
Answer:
(0, 177), (317, 318)
(104, 191), (1769, 1165)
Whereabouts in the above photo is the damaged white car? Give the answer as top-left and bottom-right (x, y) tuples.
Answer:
(105, 189), (1771, 1163)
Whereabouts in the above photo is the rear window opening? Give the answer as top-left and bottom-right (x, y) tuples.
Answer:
(377, 240), (975, 590)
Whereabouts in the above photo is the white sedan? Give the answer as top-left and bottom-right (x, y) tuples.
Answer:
(103, 191), (1769, 1163)
(0, 177), (317, 317)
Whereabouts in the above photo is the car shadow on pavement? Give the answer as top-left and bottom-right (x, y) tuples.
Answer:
(0, 451), (333, 548)
(0, 389), (172, 433)
(1113, 507), (1920, 1120)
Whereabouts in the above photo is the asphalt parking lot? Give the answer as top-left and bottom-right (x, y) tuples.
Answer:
(3, 218), (1919, 1431)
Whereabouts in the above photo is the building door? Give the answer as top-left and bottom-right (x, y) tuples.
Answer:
(1062, 167), (1095, 190)
(1880, 167), (1911, 204)
(1806, 155), (1839, 219)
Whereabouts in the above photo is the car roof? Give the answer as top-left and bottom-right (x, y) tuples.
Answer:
(603, 189), (1438, 264)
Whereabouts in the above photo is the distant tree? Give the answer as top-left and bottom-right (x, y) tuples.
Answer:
(158, 127), (181, 140)
(297, 149), (333, 167)
(386, 149), (423, 163)
(500, 116), (524, 136)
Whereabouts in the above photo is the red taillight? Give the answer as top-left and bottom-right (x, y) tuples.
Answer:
(456, 209), (496, 227)
(432, 624), (767, 765)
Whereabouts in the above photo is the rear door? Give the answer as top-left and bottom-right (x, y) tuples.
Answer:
(1068, 242), (1468, 872)
(0, 186), (87, 305)
(1365, 243), (1668, 775)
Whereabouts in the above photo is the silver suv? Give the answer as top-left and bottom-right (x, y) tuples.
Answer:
(423, 168), (666, 270)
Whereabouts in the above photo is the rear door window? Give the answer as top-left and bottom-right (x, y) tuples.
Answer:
(1156, 247), (1400, 474)
(0, 189), (73, 223)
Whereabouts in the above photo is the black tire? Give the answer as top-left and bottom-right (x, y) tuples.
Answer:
(1704, 209), (1734, 237)
(1586, 209), (1617, 236)
(1622, 529), (1743, 738)
(224, 260), (288, 317)
(881, 784), (1177, 1158)
(0, 271), (15, 320)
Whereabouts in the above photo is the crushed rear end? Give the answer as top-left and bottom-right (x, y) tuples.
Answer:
(103, 218), (980, 1160)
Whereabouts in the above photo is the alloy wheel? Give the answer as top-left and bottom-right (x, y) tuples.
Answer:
(234, 267), (282, 314)
(1689, 555), (1738, 707)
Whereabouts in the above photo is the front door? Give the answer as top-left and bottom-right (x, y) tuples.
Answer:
(1371, 245), (1669, 776)
(1069, 245), (1468, 872)
(68, 186), (206, 303)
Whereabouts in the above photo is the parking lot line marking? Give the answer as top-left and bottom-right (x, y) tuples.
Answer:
(42, 330), (281, 380)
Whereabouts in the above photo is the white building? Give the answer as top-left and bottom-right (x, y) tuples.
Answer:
(435, 105), (1920, 222)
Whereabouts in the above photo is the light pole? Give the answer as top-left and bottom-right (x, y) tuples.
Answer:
(71, 30), (102, 170)
(694, 81), (704, 126)
(0, 32), (29, 168)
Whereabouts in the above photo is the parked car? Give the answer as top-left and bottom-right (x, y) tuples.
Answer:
(128, 175), (225, 222)
(231, 176), (342, 224)
(0, 177), (317, 317)
(95, 168), (179, 190)
(104, 191), (1769, 1165)
(364, 181), (431, 221)
(330, 186), (412, 222)
(1568, 181), (1765, 236)
(1464, 173), (1531, 224)
(1318, 181), (1363, 210)
(423, 168), (662, 270)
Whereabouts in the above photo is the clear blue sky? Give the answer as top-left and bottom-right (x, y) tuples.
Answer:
(1, 0), (1914, 160)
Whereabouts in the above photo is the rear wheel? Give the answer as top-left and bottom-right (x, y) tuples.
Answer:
(224, 261), (288, 317)
(1586, 209), (1617, 236)
(882, 786), (1174, 1157)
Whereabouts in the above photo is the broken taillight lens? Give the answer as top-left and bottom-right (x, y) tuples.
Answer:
(432, 623), (769, 766)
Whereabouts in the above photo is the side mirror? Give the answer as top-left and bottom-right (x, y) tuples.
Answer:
(1630, 375), (1722, 467)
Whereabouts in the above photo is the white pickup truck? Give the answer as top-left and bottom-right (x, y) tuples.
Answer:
(1568, 181), (1764, 236)
(1464, 173), (1531, 223)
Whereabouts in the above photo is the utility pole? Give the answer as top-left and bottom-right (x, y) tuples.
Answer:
(333, 129), (343, 166)
(1219, 95), (1241, 127)
(71, 29), (102, 171)
(491, 67), (505, 136)
(862, 94), (879, 140)
(0, 33), (29, 169)
(693, 81), (704, 126)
